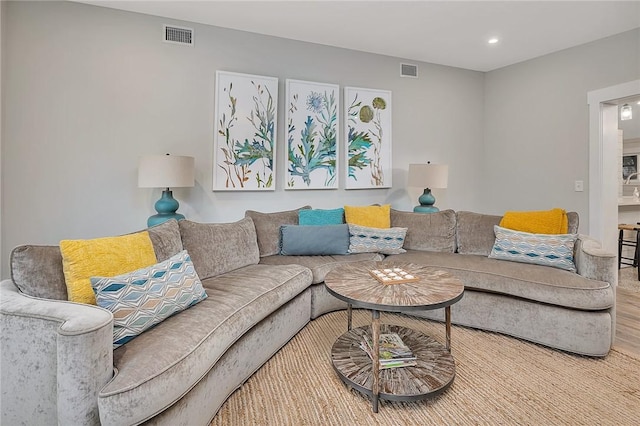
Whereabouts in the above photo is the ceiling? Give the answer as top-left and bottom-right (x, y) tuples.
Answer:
(76, 1), (640, 72)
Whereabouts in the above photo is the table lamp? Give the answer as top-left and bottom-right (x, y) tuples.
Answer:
(408, 163), (449, 213)
(138, 154), (195, 226)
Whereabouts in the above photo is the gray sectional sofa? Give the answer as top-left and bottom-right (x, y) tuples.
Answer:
(0, 207), (616, 425)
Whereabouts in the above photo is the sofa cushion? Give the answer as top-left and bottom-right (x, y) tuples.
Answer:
(10, 245), (68, 300)
(179, 217), (259, 280)
(9, 220), (184, 302)
(385, 250), (613, 310)
(97, 263), (312, 426)
(279, 224), (350, 255)
(347, 224), (407, 255)
(245, 206), (311, 257)
(344, 204), (390, 228)
(489, 225), (577, 272)
(91, 250), (207, 348)
(456, 211), (502, 255)
(146, 219), (184, 262)
(259, 252), (384, 284)
(390, 209), (456, 252)
(298, 208), (344, 225)
(60, 232), (158, 305)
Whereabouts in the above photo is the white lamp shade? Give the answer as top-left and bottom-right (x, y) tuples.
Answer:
(138, 155), (195, 188)
(408, 164), (449, 189)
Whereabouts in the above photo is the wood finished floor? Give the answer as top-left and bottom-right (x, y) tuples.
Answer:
(615, 286), (640, 356)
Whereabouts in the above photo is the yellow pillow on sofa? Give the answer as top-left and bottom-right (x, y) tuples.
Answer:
(344, 204), (391, 228)
(60, 231), (157, 305)
(499, 208), (568, 234)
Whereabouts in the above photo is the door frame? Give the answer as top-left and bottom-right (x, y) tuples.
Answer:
(588, 79), (640, 254)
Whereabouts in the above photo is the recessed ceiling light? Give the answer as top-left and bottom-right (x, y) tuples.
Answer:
(488, 38), (499, 44)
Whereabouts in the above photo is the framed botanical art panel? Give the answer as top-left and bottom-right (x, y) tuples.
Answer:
(285, 79), (339, 189)
(344, 87), (392, 189)
(213, 71), (278, 191)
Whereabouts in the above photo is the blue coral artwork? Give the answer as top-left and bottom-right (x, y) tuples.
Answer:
(213, 71), (278, 191)
(344, 87), (392, 189)
(285, 79), (339, 190)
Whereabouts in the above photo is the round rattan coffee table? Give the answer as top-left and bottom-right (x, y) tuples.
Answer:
(325, 261), (464, 413)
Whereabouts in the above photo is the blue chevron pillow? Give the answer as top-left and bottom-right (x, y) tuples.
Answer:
(489, 225), (577, 272)
(348, 224), (407, 255)
(90, 250), (207, 348)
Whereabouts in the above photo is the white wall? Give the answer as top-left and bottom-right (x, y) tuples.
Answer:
(3, 2), (638, 279)
(0, 1), (4, 278)
(1, 1), (485, 276)
(483, 28), (640, 234)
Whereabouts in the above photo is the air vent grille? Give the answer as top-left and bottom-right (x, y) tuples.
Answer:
(400, 63), (418, 78)
(164, 25), (193, 46)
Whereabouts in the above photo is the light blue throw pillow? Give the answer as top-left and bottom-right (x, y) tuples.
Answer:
(348, 224), (407, 255)
(279, 224), (349, 255)
(299, 208), (345, 226)
(489, 225), (577, 272)
(90, 250), (207, 348)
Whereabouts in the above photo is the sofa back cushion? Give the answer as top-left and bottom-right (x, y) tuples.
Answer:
(10, 245), (68, 300)
(566, 212), (579, 234)
(245, 206), (311, 257)
(456, 211), (580, 256)
(389, 209), (456, 252)
(179, 217), (259, 280)
(456, 211), (502, 255)
(9, 219), (184, 301)
(147, 219), (185, 262)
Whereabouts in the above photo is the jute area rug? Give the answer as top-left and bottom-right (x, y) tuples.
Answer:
(211, 310), (640, 426)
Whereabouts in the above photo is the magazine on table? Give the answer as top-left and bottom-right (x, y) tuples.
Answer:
(361, 332), (416, 368)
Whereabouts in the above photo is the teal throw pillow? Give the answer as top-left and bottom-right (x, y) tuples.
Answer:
(489, 225), (577, 272)
(348, 224), (407, 255)
(299, 208), (345, 226)
(279, 224), (349, 255)
(90, 250), (207, 348)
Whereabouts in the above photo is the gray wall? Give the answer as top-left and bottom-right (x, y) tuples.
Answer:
(1, 1), (485, 276)
(2, 2), (638, 278)
(483, 28), (640, 233)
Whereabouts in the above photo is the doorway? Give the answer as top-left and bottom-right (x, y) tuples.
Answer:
(588, 80), (640, 254)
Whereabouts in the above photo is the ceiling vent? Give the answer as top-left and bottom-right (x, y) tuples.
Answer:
(164, 25), (194, 46)
(400, 63), (418, 78)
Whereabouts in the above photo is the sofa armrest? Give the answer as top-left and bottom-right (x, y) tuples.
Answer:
(1, 279), (114, 426)
(574, 235), (617, 285)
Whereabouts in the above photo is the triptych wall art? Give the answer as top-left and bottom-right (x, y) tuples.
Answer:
(213, 71), (392, 191)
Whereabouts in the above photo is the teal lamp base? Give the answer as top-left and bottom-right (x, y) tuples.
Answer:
(413, 188), (440, 213)
(147, 189), (185, 227)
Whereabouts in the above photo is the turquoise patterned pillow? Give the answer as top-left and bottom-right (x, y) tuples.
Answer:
(299, 208), (345, 226)
(90, 250), (207, 348)
(489, 225), (577, 272)
(348, 224), (407, 255)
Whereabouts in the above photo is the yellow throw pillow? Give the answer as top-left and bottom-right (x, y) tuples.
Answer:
(499, 208), (569, 235)
(60, 231), (157, 305)
(344, 204), (391, 229)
